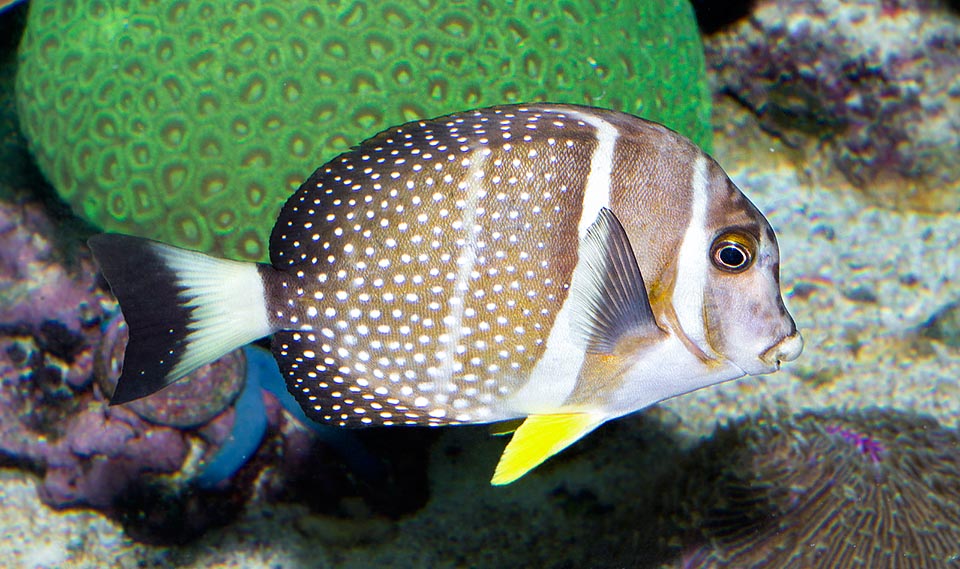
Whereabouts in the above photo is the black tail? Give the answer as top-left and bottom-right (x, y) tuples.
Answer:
(88, 234), (274, 404)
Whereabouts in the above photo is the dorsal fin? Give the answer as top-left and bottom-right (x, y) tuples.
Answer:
(569, 208), (662, 354)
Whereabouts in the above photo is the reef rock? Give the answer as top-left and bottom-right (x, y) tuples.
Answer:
(705, 0), (960, 212)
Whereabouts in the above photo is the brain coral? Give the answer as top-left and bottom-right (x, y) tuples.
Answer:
(16, 0), (710, 261)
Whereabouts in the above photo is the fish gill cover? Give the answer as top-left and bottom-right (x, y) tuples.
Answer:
(14, 0), (711, 261)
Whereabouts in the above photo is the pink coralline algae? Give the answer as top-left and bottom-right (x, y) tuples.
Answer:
(663, 408), (960, 568)
(0, 328), (192, 510)
(0, 198), (271, 514)
(0, 197), (419, 541)
(0, 201), (101, 334)
(38, 404), (188, 508)
(0, 200), (104, 389)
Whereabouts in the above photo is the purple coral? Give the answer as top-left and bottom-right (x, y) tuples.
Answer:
(0, 200), (104, 389)
(0, 329), (189, 510)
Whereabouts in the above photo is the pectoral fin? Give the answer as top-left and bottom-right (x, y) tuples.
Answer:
(491, 412), (604, 485)
(570, 208), (663, 354)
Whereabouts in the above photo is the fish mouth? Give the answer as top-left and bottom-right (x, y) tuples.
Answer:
(760, 331), (804, 369)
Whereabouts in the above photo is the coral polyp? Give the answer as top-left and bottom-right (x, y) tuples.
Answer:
(666, 409), (960, 568)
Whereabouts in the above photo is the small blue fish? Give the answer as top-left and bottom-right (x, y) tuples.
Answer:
(89, 104), (802, 484)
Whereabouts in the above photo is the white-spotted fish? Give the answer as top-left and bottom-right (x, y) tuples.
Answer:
(89, 104), (803, 485)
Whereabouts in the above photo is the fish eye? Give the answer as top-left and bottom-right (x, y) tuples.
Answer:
(710, 232), (756, 273)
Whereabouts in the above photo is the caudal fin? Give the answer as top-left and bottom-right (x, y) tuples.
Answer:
(88, 234), (274, 404)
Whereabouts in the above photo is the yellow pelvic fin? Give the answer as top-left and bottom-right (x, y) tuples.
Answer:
(491, 412), (604, 486)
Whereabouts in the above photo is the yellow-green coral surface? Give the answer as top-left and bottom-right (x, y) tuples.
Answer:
(17, 0), (710, 261)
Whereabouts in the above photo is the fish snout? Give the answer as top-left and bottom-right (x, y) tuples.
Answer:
(760, 331), (804, 369)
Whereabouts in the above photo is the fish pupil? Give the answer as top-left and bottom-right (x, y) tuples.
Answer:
(710, 232), (756, 273)
(718, 245), (746, 268)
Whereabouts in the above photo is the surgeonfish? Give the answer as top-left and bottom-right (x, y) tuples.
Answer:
(88, 103), (803, 485)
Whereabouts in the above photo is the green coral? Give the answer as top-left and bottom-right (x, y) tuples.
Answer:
(16, 0), (710, 261)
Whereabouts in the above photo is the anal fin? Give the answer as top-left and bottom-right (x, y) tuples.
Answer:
(491, 412), (604, 485)
(489, 419), (524, 437)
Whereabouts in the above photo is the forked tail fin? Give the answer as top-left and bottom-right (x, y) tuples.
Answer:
(88, 234), (275, 404)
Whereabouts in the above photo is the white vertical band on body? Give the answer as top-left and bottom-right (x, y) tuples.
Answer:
(671, 154), (711, 353)
(432, 149), (489, 398)
(551, 108), (619, 238)
(506, 298), (585, 415)
(155, 244), (273, 380)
